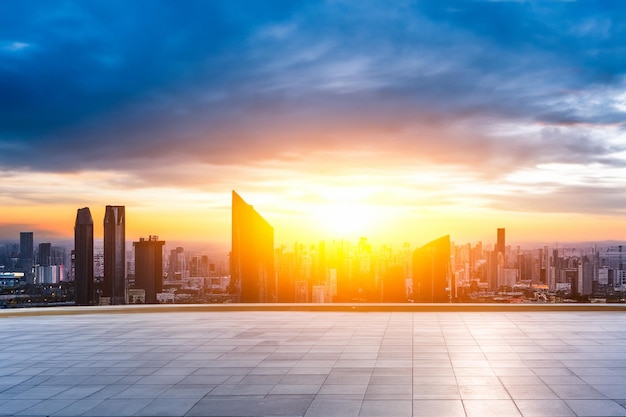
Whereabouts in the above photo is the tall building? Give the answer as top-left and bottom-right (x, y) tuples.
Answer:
(412, 235), (452, 303)
(104, 205), (126, 305)
(133, 236), (164, 304)
(489, 228), (506, 290)
(231, 190), (275, 303)
(19, 232), (34, 283)
(496, 228), (505, 256)
(168, 247), (186, 280)
(19, 232), (34, 264)
(74, 207), (94, 306)
(38, 243), (51, 266)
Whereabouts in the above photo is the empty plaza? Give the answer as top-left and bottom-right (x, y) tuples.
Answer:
(1, 306), (626, 417)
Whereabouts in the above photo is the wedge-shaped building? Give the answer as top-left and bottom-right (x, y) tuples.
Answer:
(231, 190), (275, 303)
(412, 235), (452, 303)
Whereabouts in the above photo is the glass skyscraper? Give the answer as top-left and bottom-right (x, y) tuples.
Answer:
(231, 190), (275, 303)
(74, 207), (94, 306)
(104, 205), (126, 305)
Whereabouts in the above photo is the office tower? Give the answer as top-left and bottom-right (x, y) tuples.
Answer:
(74, 207), (94, 306)
(18, 232), (34, 283)
(168, 247), (185, 280)
(412, 235), (452, 302)
(488, 228), (506, 290)
(231, 190), (275, 303)
(38, 243), (51, 266)
(104, 205), (126, 305)
(19, 232), (34, 264)
(497, 228), (505, 256)
(133, 236), (165, 304)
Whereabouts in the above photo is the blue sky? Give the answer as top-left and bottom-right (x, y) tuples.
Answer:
(2, 1), (626, 245)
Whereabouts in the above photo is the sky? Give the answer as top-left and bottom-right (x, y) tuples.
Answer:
(1, 0), (626, 251)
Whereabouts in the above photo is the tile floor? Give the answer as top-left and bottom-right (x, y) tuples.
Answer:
(1, 310), (626, 416)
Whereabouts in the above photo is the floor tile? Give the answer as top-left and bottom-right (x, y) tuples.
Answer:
(514, 399), (575, 417)
(565, 399), (626, 417)
(412, 399), (465, 417)
(463, 399), (522, 417)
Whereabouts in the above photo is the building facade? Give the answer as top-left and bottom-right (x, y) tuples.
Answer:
(231, 190), (275, 303)
(104, 205), (126, 304)
(412, 235), (452, 303)
(74, 207), (94, 305)
(133, 236), (165, 304)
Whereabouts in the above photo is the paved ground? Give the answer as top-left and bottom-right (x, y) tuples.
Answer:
(1, 309), (626, 416)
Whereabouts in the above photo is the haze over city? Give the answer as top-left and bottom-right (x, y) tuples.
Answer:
(2, 1), (626, 248)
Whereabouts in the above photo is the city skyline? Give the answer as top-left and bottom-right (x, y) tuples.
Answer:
(2, 2), (626, 246)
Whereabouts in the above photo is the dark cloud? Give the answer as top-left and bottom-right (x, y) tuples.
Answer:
(489, 184), (626, 216)
(1, 0), (625, 179)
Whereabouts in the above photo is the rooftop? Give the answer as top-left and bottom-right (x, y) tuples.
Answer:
(1, 304), (626, 417)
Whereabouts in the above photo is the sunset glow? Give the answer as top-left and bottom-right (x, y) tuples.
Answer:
(1, 1), (626, 251)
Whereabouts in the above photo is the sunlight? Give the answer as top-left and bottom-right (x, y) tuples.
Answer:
(311, 202), (385, 239)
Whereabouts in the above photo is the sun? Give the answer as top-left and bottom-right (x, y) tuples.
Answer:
(311, 202), (384, 239)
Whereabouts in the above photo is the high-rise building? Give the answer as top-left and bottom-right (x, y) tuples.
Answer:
(104, 205), (126, 305)
(412, 235), (452, 302)
(38, 243), (51, 266)
(18, 232), (34, 283)
(497, 228), (505, 256)
(231, 190), (275, 303)
(19, 232), (34, 264)
(489, 228), (506, 290)
(168, 247), (186, 280)
(133, 236), (164, 304)
(74, 207), (94, 306)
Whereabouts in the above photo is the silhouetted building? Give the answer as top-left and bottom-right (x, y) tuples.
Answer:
(104, 205), (126, 305)
(489, 228), (506, 290)
(19, 232), (34, 282)
(231, 190), (275, 303)
(412, 235), (452, 302)
(20, 232), (34, 267)
(133, 236), (164, 304)
(74, 207), (94, 306)
(497, 228), (505, 256)
(38, 243), (51, 266)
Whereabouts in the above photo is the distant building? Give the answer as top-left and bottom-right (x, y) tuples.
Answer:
(168, 247), (186, 280)
(133, 236), (165, 304)
(19, 232), (33, 265)
(231, 190), (275, 303)
(74, 207), (95, 306)
(489, 228), (506, 290)
(412, 235), (452, 302)
(19, 232), (34, 283)
(38, 243), (51, 266)
(104, 205), (126, 305)
(0, 272), (25, 288)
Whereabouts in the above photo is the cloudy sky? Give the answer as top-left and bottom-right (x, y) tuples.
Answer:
(2, 0), (626, 249)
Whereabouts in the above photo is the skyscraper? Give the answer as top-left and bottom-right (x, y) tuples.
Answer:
(19, 232), (33, 264)
(104, 205), (126, 305)
(38, 243), (51, 266)
(74, 207), (94, 306)
(19, 232), (34, 283)
(490, 228), (506, 290)
(231, 190), (275, 303)
(133, 236), (164, 304)
(497, 228), (506, 257)
(412, 235), (452, 303)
